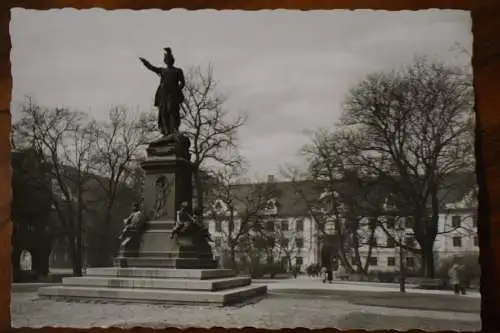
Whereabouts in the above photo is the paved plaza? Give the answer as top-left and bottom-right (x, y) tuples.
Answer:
(11, 277), (481, 331)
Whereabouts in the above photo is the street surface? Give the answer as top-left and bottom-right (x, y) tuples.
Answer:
(11, 276), (481, 331)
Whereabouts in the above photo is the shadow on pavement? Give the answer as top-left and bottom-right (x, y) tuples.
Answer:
(269, 289), (480, 313)
(336, 312), (480, 331)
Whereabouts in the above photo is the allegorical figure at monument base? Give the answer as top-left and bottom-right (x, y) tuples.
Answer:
(139, 47), (185, 136)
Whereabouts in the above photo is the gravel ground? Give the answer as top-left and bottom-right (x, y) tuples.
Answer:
(11, 292), (480, 331)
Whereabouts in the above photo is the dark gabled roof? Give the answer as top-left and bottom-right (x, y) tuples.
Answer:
(207, 172), (477, 217)
(206, 179), (324, 217)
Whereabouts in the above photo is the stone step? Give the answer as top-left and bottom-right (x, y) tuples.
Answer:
(85, 267), (236, 280)
(62, 276), (251, 291)
(145, 220), (176, 230)
(38, 284), (268, 306)
(114, 257), (218, 269)
(117, 251), (214, 259)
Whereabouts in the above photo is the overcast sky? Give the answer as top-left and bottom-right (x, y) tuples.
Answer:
(10, 9), (472, 180)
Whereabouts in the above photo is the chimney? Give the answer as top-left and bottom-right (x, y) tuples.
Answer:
(267, 175), (275, 183)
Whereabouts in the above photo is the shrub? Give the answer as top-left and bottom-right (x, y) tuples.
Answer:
(306, 263), (321, 276)
(373, 270), (400, 283)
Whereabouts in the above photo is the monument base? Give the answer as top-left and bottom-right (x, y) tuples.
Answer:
(37, 267), (267, 306)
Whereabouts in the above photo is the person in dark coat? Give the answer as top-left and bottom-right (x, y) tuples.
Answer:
(321, 244), (333, 283)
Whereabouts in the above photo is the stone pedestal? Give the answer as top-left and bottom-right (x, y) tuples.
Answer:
(38, 133), (267, 306)
(113, 149), (217, 269)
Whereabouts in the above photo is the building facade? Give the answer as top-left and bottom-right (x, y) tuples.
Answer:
(350, 191), (478, 273)
(205, 175), (478, 274)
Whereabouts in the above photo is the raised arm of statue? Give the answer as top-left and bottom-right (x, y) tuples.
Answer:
(139, 57), (162, 76)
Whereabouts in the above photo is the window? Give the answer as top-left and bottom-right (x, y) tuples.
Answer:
(266, 199), (276, 210)
(387, 238), (396, 248)
(280, 256), (288, 267)
(296, 219), (304, 232)
(265, 236), (276, 248)
(295, 256), (303, 266)
(405, 217), (414, 229)
(214, 201), (223, 211)
(368, 257), (378, 266)
(266, 221), (275, 232)
(405, 237), (416, 248)
(281, 220), (289, 231)
(453, 236), (462, 247)
(452, 216), (461, 228)
(474, 235), (479, 247)
(386, 217), (396, 229)
(296, 238), (304, 249)
(473, 215), (478, 228)
(406, 257), (415, 267)
(387, 257), (396, 266)
(351, 256), (357, 265)
(280, 238), (289, 248)
(215, 221), (222, 232)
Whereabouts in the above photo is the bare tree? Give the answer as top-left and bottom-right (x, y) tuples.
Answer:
(282, 130), (384, 275)
(206, 167), (279, 271)
(181, 65), (247, 214)
(87, 106), (155, 265)
(12, 97), (97, 276)
(340, 57), (474, 277)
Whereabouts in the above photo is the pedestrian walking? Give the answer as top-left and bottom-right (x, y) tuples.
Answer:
(458, 263), (468, 295)
(448, 263), (460, 295)
(321, 266), (327, 283)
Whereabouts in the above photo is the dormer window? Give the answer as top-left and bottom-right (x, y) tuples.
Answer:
(213, 199), (227, 213)
(265, 198), (279, 213)
(265, 200), (275, 210)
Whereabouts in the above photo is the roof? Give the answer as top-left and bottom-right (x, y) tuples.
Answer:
(206, 172), (477, 217)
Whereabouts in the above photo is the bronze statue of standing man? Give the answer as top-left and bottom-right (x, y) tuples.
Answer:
(139, 48), (185, 136)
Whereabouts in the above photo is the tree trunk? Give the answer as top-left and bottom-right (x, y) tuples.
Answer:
(420, 185), (439, 278)
(399, 243), (406, 292)
(70, 236), (83, 277)
(102, 204), (114, 265)
(229, 244), (237, 272)
(421, 238), (435, 278)
(194, 168), (204, 215)
(362, 221), (377, 273)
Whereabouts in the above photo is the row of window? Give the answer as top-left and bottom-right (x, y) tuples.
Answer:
(213, 215), (476, 234)
(451, 215), (478, 228)
(384, 215), (477, 229)
(213, 219), (305, 233)
(368, 235), (478, 249)
(357, 256), (416, 267)
(452, 235), (478, 248)
(213, 237), (305, 249)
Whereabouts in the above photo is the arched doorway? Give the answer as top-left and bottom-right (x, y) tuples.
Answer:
(19, 249), (32, 272)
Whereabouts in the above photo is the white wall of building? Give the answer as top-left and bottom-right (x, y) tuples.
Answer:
(207, 215), (319, 270)
(355, 210), (478, 272)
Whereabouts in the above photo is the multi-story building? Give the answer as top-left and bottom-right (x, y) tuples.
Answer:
(206, 177), (322, 271)
(352, 188), (478, 273)
(206, 173), (478, 274)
